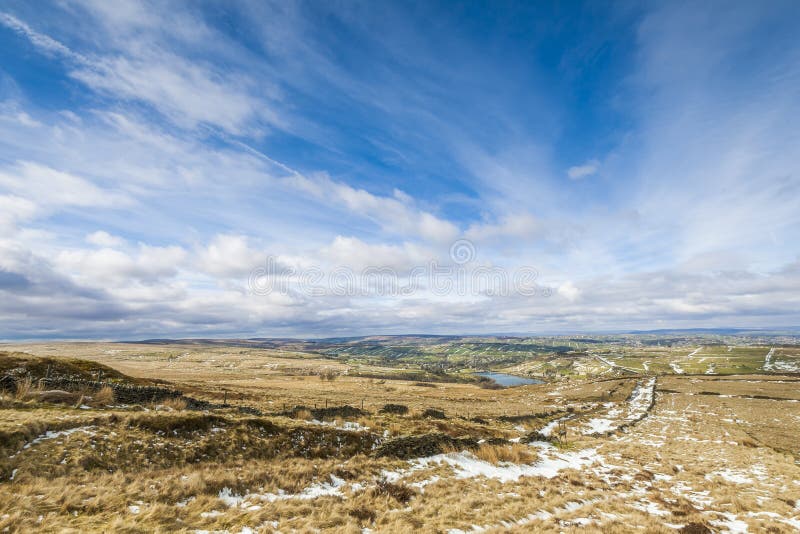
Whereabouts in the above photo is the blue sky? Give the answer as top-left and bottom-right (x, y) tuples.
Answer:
(0, 0), (799, 339)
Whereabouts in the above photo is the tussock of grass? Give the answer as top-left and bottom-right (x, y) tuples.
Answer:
(472, 442), (538, 464)
(379, 403), (409, 415)
(157, 396), (186, 411)
(374, 433), (477, 459)
(370, 479), (416, 503)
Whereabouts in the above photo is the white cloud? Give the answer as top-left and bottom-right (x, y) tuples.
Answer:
(0, 104), (42, 128)
(287, 172), (459, 243)
(566, 159), (599, 180)
(466, 213), (540, 243)
(0, 12), (77, 59)
(57, 244), (185, 285)
(321, 236), (433, 271)
(0, 195), (37, 235)
(0, 161), (131, 208)
(85, 231), (126, 248)
(557, 281), (580, 302)
(70, 54), (272, 135)
(196, 234), (263, 278)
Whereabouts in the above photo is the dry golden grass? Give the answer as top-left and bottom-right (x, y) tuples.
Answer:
(2, 343), (800, 532)
(93, 386), (115, 406)
(472, 442), (538, 464)
(13, 376), (34, 401)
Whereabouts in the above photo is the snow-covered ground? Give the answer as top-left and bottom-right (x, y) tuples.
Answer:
(594, 355), (639, 373)
(670, 362), (685, 374)
(772, 359), (800, 372)
(10, 426), (96, 459)
(581, 378), (656, 435)
(410, 443), (601, 483)
(447, 498), (601, 533)
(306, 419), (369, 432)
(763, 347), (775, 371)
(536, 415), (573, 437)
(215, 473), (348, 512)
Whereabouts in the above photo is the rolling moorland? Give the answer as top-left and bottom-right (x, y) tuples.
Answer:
(1, 333), (799, 533)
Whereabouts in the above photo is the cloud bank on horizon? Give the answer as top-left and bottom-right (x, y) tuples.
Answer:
(0, 0), (799, 339)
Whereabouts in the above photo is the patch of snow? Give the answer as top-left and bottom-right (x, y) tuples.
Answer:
(20, 426), (95, 452)
(176, 497), (195, 507)
(763, 347), (775, 371)
(537, 418), (564, 437)
(410, 475), (440, 492)
(199, 510), (223, 518)
(453, 498), (600, 532)
(670, 362), (685, 374)
(773, 360), (800, 372)
(710, 512), (749, 533)
(308, 419), (369, 432)
(219, 474), (348, 506)
(629, 499), (670, 516)
(706, 469), (753, 485)
(582, 378), (655, 435)
(411, 443), (600, 482)
(582, 417), (616, 435)
(670, 481), (713, 509)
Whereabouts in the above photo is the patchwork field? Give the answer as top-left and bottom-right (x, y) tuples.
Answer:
(1, 337), (799, 532)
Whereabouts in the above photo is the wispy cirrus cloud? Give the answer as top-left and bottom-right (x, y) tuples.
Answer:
(1, 8), (277, 135)
(567, 159), (599, 180)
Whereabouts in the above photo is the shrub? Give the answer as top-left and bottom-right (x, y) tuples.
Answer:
(94, 386), (115, 406)
(348, 506), (376, 522)
(370, 479), (415, 503)
(318, 369), (338, 381)
(293, 408), (313, 421)
(421, 408), (446, 419)
(374, 433), (477, 459)
(475, 376), (503, 389)
(379, 403), (409, 415)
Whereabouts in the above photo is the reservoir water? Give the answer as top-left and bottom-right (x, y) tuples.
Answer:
(475, 372), (543, 387)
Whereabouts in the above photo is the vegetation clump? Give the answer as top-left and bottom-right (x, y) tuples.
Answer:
(373, 433), (477, 459)
(284, 404), (369, 421)
(379, 403), (409, 415)
(370, 479), (416, 503)
(421, 408), (446, 419)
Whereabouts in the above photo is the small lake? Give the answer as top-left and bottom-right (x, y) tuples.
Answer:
(476, 372), (543, 387)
